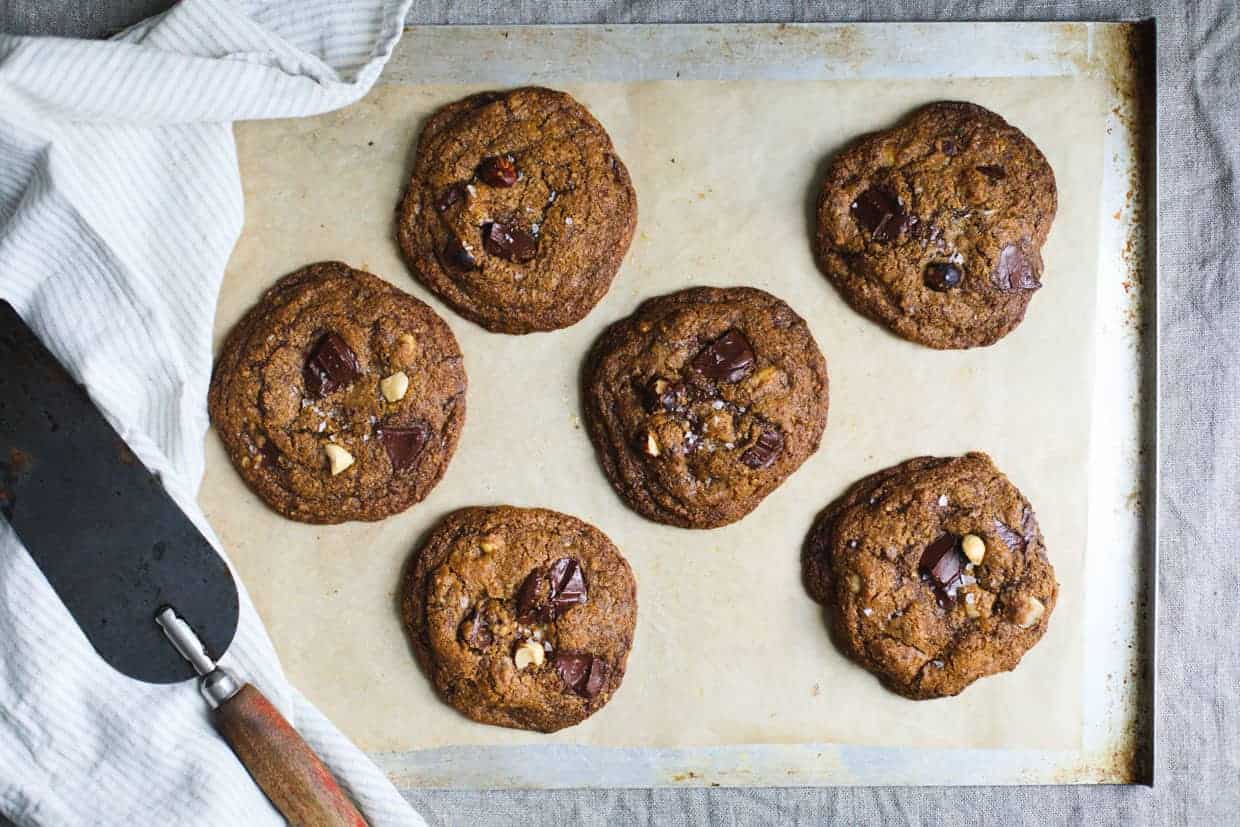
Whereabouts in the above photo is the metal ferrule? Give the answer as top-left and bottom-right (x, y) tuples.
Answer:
(156, 606), (242, 707)
(200, 667), (242, 708)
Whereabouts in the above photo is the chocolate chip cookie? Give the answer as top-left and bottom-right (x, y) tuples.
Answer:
(397, 87), (638, 334)
(209, 261), (467, 524)
(584, 287), (829, 529)
(803, 453), (1057, 699)
(814, 101), (1057, 349)
(401, 506), (637, 732)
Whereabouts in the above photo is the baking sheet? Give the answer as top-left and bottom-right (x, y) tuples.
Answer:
(201, 22), (1154, 786)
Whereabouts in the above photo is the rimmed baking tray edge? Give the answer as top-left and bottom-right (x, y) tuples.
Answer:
(353, 20), (1159, 788)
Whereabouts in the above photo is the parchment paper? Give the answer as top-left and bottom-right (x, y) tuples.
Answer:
(203, 75), (1107, 753)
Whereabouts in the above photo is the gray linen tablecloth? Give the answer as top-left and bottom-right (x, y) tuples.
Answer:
(3, 2), (1235, 825)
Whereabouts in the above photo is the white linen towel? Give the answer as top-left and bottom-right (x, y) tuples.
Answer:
(0, 1), (425, 824)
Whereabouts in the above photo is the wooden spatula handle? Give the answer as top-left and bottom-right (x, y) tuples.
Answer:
(214, 683), (369, 826)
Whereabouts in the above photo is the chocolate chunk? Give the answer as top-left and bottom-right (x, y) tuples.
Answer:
(643, 378), (687, 412)
(941, 139), (959, 157)
(516, 568), (552, 624)
(976, 164), (1007, 181)
(517, 558), (588, 623)
(582, 656), (610, 698)
(606, 153), (625, 184)
(435, 183), (468, 213)
(554, 652), (609, 698)
(303, 333), (360, 398)
(442, 237), (478, 270)
(549, 557), (588, 614)
(259, 440), (282, 469)
(459, 609), (494, 649)
(993, 519), (1026, 553)
(554, 652), (590, 693)
(740, 427), (783, 469)
(690, 329), (755, 383)
(377, 421), (430, 474)
(1019, 506), (1039, 546)
(919, 534), (966, 608)
(924, 262), (963, 291)
(482, 222), (538, 263)
(992, 244), (1040, 291)
(850, 185), (909, 243)
(477, 155), (518, 187)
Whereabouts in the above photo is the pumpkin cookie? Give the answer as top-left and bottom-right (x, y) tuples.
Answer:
(401, 506), (637, 732)
(803, 453), (1058, 699)
(814, 101), (1057, 349)
(209, 261), (466, 523)
(398, 87), (637, 334)
(584, 286), (829, 529)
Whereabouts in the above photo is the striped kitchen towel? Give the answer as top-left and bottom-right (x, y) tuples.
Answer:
(0, 1), (423, 824)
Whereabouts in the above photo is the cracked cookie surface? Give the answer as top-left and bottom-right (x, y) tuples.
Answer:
(814, 101), (1057, 349)
(401, 506), (637, 732)
(398, 86), (637, 334)
(209, 261), (467, 523)
(803, 452), (1058, 699)
(584, 286), (829, 529)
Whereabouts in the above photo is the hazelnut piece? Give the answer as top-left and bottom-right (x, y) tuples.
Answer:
(324, 443), (354, 475)
(961, 533), (986, 565)
(1013, 596), (1046, 628)
(393, 333), (418, 367)
(380, 371), (410, 403)
(513, 639), (545, 670)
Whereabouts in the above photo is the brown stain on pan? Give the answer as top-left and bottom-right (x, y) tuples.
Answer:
(1095, 22), (1156, 341)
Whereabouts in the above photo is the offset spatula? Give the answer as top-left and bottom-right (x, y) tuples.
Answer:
(0, 301), (367, 827)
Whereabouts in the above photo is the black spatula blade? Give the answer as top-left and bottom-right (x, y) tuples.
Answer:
(0, 301), (238, 683)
